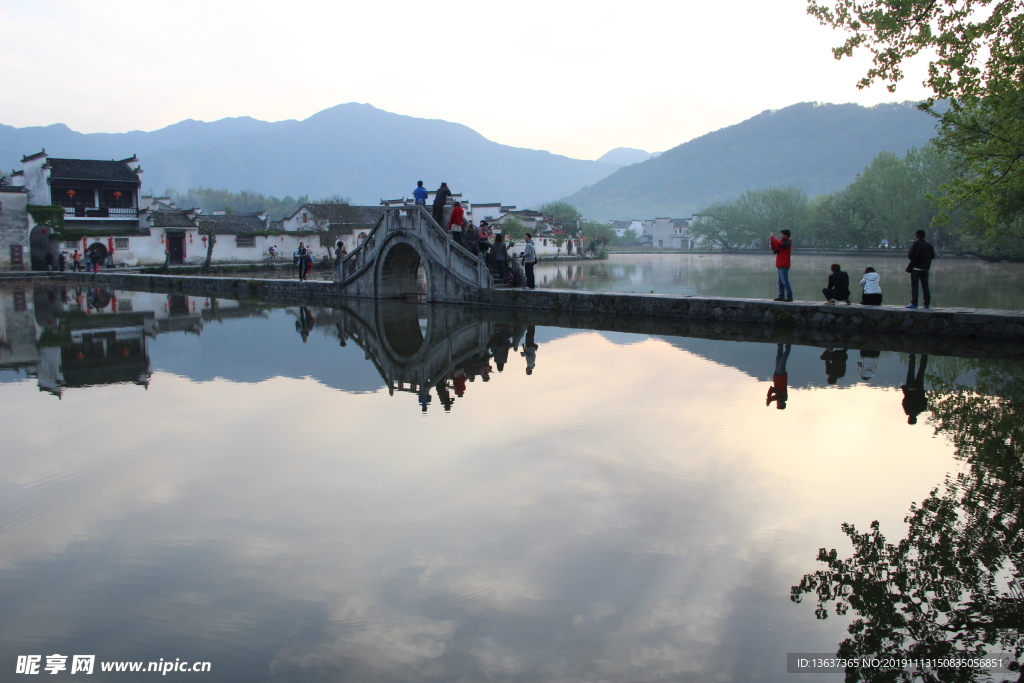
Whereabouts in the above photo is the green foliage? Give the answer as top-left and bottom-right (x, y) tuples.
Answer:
(27, 205), (65, 230)
(539, 201), (583, 222)
(808, 0), (1024, 255)
(792, 362), (1024, 677)
(693, 187), (808, 250)
(497, 216), (527, 246)
(807, 0), (1022, 102)
(580, 220), (615, 248)
(170, 187), (310, 221)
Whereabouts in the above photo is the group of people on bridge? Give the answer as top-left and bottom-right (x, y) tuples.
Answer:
(417, 180), (538, 289)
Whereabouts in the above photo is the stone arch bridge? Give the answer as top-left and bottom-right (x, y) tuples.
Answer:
(334, 206), (492, 302)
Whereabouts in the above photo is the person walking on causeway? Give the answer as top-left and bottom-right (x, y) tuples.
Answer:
(822, 263), (851, 304)
(770, 230), (793, 301)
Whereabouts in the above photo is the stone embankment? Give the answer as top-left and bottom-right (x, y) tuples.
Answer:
(19, 271), (1024, 342)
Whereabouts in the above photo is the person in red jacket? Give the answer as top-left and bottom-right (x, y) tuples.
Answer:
(770, 229), (793, 301)
(447, 201), (465, 245)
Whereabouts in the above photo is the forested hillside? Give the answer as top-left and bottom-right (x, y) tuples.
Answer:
(563, 102), (939, 220)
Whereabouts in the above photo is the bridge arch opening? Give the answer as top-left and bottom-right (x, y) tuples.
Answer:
(378, 242), (428, 299)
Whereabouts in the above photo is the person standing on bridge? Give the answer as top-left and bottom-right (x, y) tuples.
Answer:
(295, 242), (311, 281)
(448, 201), (465, 243)
(413, 181), (428, 206)
(769, 230), (793, 302)
(432, 182), (451, 225)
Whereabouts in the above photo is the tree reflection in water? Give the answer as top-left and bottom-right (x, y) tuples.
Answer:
(792, 360), (1024, 681)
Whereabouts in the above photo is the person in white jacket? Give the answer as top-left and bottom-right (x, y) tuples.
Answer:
(859, 267), (883, 305)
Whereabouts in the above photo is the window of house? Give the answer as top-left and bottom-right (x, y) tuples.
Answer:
(302, 213), (308, 223)
(236, 235), (256, 248)
(114, 237), (130, 250)
(118, 299), (133, 312)
(542, 239), (548, 246)
(63, 241), (78, 249)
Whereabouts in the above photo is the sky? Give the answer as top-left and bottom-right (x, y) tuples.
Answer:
(0, 0), (934, 160)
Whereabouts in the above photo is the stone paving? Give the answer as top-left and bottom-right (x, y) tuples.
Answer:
(14, 271), (1024, 342)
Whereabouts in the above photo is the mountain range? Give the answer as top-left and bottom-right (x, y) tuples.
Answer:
(562, 101), (940, 220)
(0, 104), (616, 208)
(1, 101), (939, 219)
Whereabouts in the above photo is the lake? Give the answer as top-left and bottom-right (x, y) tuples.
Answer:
(534, 253), (1024, 310)
(1, 284), (1021, 681)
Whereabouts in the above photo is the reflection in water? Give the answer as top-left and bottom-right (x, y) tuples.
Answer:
(6, 285), (1024, 681)
(767, 344), (791, 410)
(792, 361), (1024, 679)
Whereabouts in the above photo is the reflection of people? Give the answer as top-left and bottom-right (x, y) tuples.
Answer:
(822, 263), (851, 304)
(906, 230), (935, 309)
(452, 368), (467, 397)
(435, 380), (454, 412)
(857, 350), (880, 381)
(489, 325), (512, 372)
(901, 354), (929, 424)
(766, 343), (791, 409)
(820, 348), (848, 384)
(418, 385), (432, 413)
(335, 322), (348, 346)
(860, 267), (883, 306)
(521, 325), (538, 375)
(770, 230), (793, 302)
(294, 306), (315, 342)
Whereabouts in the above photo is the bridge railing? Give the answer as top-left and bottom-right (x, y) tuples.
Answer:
(336, 206), (492, 292)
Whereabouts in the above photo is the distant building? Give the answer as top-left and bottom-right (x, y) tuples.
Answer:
(281, 204), (386, 253)
(640, 217), (693, 249)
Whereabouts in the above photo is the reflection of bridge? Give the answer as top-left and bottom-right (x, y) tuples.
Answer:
(334, 299), (498, 400)
(335, 207), (492, 301)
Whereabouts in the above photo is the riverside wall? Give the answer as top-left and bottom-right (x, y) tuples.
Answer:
(21, 271), (1024, 343)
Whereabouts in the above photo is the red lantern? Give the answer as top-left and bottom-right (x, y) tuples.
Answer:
(112, 191), (122, 199)
(189, 233), (193, 244)
(66, 189), (75, 197)
(202, 235), (208, 245)
(160, 233), (164, 244)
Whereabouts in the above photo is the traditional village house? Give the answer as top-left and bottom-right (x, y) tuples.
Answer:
(0, 184), (31, 270)
(641, 217), (693, 249)
(13, 150), (145, 269)
(281, 204), (386, 254)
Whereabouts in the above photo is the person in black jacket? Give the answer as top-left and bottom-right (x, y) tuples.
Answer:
(432, 182), (451, 226)
(822, 263), (851, 304)
(906, 230), (935, 309)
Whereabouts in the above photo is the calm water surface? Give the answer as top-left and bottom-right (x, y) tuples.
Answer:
(535, 253), (1024, 310)
(1, 285), (1022, 681)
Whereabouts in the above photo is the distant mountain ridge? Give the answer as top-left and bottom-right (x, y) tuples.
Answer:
(596, 147), (655, 166)
(563, 102), (940, 220)
(0, 104), (616, 207)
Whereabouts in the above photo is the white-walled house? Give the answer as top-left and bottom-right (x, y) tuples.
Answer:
(280, 204), (385, 254)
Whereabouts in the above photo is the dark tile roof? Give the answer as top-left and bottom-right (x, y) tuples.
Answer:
(47, 158), (139, 183)
(304, 204), (385, 226)
(196, 213), (269, 234)
(0, 185), (28, 193)
(150, 211), (198, 228)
